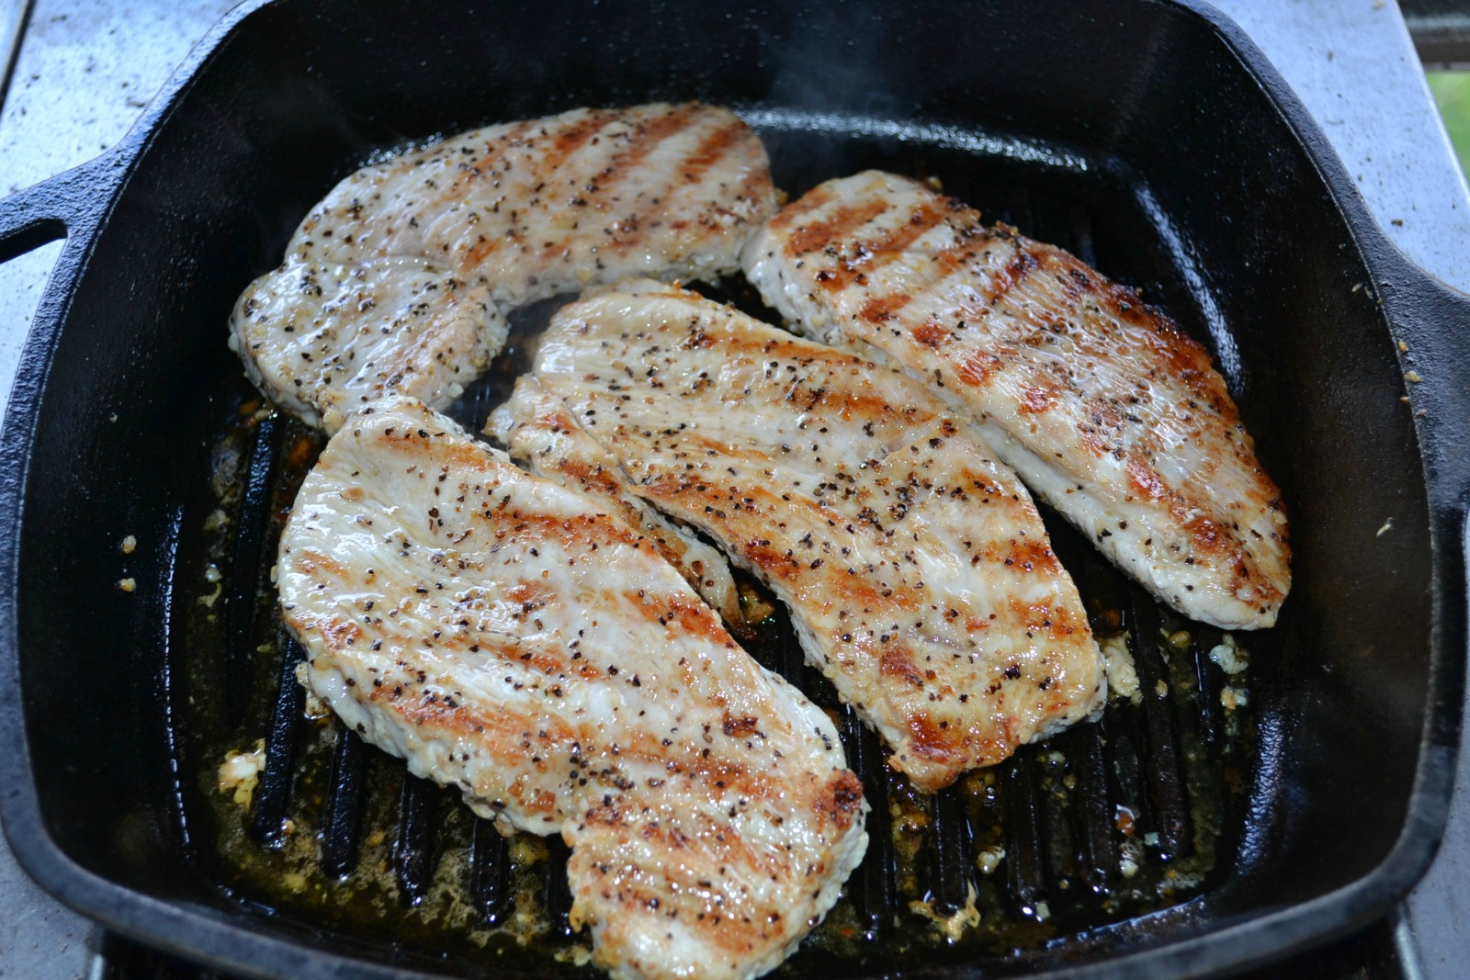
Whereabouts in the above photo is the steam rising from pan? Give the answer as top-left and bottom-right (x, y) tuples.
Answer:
(738, 108), (1091, 172)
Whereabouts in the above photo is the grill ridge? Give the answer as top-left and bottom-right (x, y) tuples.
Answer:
(1004, 749), (1048, 915)
(1127, 589), (1193, 861)
(393, 774), (442, 904)
(210, 258), (1252, 968)
(840, 707), (895, 936)
(1067, 722), (1117, 889)
(320, 729), (369, 878)
(469, 817), (514, 924)
(224, 413), (283, 728)
(248, 629), (306, 846)
(1192, 629), (1226, 748)
(928, 785), (975, 917)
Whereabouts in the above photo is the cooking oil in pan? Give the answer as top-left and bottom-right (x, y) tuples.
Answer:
(171, 312), (1257, 977)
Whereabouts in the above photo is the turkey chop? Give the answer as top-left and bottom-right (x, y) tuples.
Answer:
(492, 281), (1105, 791)
(233, 102), (777, 433)
(742, 171), (1290, 629)
(278, 395), (865, 980)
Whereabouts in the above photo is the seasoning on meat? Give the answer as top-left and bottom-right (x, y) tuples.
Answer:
(488, 375), (743, 627)
(232, 102), (778, 433)
(278, 395), (865, 980)
(493, 280), (1106, 791)
(743, 171), (1290, 629)
(230, 257), (504, 432)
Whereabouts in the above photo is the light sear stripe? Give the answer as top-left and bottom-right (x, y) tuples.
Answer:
(281, 395), (866, 980)
(488, 375), (744, 628)
(679, 119), (750, 183)
(781, 199), (889, 259)
(497, 280), (1107, 791)
(232, 103), (778, 434)
(743, 170), (1290, 630)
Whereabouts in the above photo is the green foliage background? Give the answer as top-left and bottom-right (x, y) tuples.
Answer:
(1429, 71), (1470, 182)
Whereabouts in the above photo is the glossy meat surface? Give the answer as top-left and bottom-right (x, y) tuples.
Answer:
(290, 102), (775, 304)
(278, 396), (866, 980)
(233, 102), (777, 433)
(230, 256), (504, 432)
(488, 374), (743, 627)
(505, 281), (1105, 790)
(743, 171), (1290, 629)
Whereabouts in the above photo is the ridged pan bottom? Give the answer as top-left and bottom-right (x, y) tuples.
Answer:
(178, 273), (1257, 978)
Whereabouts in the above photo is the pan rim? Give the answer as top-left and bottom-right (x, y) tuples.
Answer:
(0, 0), (1463, 977)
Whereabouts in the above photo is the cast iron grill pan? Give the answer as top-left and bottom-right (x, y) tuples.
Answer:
(184, 234), (1258, 977)
(0, 2), (1466, 979)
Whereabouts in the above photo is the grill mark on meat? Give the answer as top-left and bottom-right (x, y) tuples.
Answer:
(492, 509), (653, 556)
(1126, 455), (1168, 501)
(673, 324), (866, 372)
(983, 234), (1042, 307)
(679, 119), (748, 184)
(914, 710), (1024, 769)
(555, 455), (630, 499)
(911, 321), (950, 349)
(294, 613), (364, 651)
(462, 234), (501, 270)
(575, 108), (719, 260)
(504, 580), (558, 608)
(1017, 383), (1059, 416)
(766, 184), (833, 232)
(744, 171), (1290, 628)
(621, 589), (734, 646)
(788, 202), (960, 320)
(905, 713), (970, 763)
(819, 202), (951, 305)
(879, 647), (924, 687)
(297, 549), (349, 580)
(859, 291), (912, 325)
(1011, 238), (1228, 410)
(1003, 538), (1062, 575)
(592, 103), (704, 193)
(544, 109), (619, 171)
(955, 349), (1004, 388)
(633, 473), (925, 616)
(379, 299), (477, 385)
(513, 281), (1106, 789)
(783, 200), (888, 258)
(282, 397), (866, 980)
(393, 686), (577, 753)
(722, 713), (760, 737)
(813, 770), (866, 825)
(574, 811), (783, 959)
(826, 562), (921, 614)
(871, 200), (948, 256)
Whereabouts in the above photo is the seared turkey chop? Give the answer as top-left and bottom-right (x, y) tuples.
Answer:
(233, 103), (777, 432)
(742, 171), (1290, 629)
(490, 375), (742, 626)
(229, 257), (505, 432)
(279, 396), (866, 980)
(493, 281), (1105, 791)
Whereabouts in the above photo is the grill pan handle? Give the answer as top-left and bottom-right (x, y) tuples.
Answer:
(1372, 248), (1470, 886)
(0, 150), (134, 414)
(0, 150), (129, 266)
(1373, 251), (1470, 515)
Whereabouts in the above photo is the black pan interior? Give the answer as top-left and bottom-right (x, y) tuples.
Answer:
(8, 0), (1435, 976)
